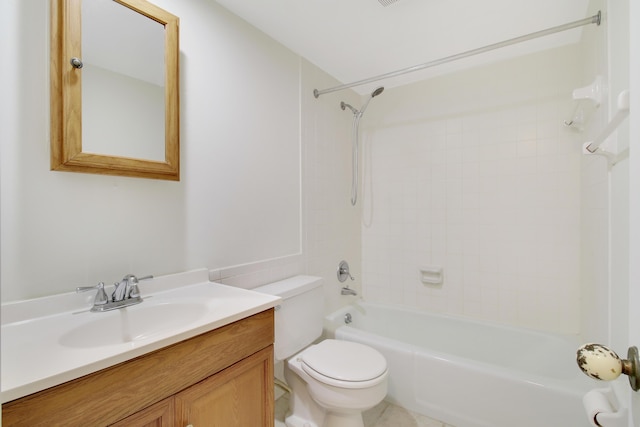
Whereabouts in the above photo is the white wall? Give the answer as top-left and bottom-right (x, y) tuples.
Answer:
(606, 0), (630, 354)
(578, 0), (610, 343)
(1, 0), (619, 339)
(300, 60), (364, 314)
(360, 44), (589, 334)
(627, 0), (640, 422)
(0, 0), (359, 303)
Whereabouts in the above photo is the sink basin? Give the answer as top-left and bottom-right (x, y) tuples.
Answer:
(59, 301), (207, 348)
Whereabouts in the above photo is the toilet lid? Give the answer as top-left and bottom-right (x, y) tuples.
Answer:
(301, 339), (387, 382)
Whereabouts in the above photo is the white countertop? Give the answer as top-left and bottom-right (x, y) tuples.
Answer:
(1, 269), (280, 403)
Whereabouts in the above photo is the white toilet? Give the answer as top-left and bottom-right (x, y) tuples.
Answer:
(255, 276), (388, 427)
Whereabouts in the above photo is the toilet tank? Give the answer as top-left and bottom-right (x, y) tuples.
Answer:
(254, 276), (324, 361)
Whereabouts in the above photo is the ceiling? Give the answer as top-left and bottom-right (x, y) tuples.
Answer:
(215, 0), (593, 95)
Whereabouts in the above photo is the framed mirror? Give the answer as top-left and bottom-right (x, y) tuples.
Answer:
(50, 0), (180, 180)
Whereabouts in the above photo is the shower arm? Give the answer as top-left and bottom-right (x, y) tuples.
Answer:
(314, 11), (601, 98)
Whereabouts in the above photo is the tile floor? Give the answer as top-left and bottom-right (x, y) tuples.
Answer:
(363, 401), (456, 427)
(275, 395), (456, 427)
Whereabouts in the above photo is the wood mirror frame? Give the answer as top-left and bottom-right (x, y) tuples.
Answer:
(50, 0), (180, 180)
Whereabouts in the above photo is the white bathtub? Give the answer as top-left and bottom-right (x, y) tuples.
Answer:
(325, 301), (594, 427)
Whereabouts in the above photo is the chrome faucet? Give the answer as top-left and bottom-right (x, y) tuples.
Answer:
(337, 260), (357, 296)
(341, 286), (357, 296)
(77, 274), (152, 312)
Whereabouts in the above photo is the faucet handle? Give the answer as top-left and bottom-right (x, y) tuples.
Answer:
(120, 274), (153, 283)
(337, 260), (355, 282)
(76, 282), (109, 306)
(119, 274), (153, 299)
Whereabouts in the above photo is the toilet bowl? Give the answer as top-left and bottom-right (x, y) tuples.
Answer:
(253, 276), (388, 427)
(286, 340), (388, 427)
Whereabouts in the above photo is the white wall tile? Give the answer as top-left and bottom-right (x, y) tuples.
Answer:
(360, 45), (586, 334)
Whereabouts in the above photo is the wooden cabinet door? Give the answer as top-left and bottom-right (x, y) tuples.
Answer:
(110, 397), (174, 427)
(175, 346), (274, 427)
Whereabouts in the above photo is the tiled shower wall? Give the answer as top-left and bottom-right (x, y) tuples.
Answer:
(360, 45), (586, 334)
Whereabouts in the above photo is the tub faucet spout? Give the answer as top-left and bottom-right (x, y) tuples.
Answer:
(341, 286), (357, 296)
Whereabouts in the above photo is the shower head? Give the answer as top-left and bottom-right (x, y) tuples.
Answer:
(340, 87), (384, 116)
(360, 86), (384, 114)
(341, 101), (359, 115)
(371, 87), (384, 97)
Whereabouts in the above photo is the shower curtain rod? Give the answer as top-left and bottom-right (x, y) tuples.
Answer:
(313, 11), (601, 98)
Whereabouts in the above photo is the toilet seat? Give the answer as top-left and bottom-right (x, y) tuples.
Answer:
(300, 339), (387, 389)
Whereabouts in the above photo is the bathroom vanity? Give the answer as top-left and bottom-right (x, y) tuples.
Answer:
(1, 270), (279, 426)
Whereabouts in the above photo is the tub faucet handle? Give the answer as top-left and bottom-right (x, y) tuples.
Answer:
(337, 260), (354, 282)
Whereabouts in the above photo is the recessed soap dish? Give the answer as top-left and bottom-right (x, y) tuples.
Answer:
(420, 266), (443, 285)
